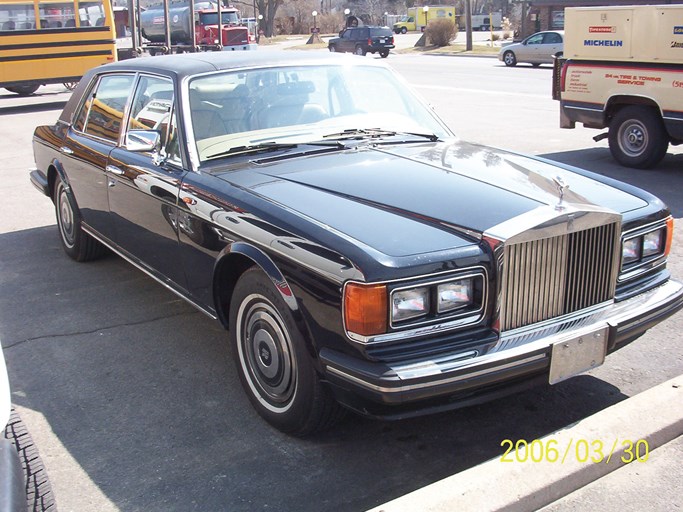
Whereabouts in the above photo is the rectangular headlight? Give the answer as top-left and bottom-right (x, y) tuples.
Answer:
(622, 236), (642, 265)
(643, 229), (664, 258)
(437, 279), (473, 313)
(392, 287), (430, 323)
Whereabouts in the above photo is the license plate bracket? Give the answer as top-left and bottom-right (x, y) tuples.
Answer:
(549, 326), (608, 385)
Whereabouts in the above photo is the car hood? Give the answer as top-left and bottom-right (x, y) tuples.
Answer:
(214, 140), (647, 259)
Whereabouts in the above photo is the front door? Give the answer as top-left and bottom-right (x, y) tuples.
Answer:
(107, 75), (189, 291)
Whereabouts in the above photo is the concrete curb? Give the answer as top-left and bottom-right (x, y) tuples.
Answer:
(367, 374), (683, 512)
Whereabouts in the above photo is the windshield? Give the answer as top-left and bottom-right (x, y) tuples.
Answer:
(187, 64), (451, 162)
(199, 11), (239, 25)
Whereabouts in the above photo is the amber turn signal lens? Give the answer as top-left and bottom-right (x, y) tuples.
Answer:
(344, 283), (387, 336)
(665, 216), (674, 258)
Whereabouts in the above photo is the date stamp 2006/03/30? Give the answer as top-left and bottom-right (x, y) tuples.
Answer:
(500, 438), (650, 464)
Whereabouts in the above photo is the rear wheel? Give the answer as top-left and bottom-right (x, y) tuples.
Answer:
(5, 85), (39, 96)
(54, 178), (106, 262)
(379, 50), (389, 58)
(608, 106), (669, 169)
(229, 267), (344, 436)
(354, 45), (366, 56)
(503, 51), (516, 67)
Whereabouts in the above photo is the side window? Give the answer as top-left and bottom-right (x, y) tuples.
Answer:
(75, 74), (135, 142)
(526, 34), (543, 45)
(544, 32), (562, 44)
(128, 75), (173, 132)
(127, 75), (180, 163)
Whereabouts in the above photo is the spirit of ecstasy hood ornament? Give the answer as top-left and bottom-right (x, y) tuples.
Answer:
(553, 175), (569, 211)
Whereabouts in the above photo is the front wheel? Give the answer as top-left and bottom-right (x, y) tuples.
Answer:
(354, 45), (366, 56)
(379, 50), (389, 58)
(503, 51), (516, 67)
(401, 27), (407, 34)
(54, 178), (106, 261)
(3, 408), (56, 511)
(608, 106), (669, 169)
(328, 44), (336, 53)
(229, 267), (344, 436)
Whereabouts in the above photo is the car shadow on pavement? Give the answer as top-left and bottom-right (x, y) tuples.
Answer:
(1, 225), (633, 512)
(541, 147), (683, 218)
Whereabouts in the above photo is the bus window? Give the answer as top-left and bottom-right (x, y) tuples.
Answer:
(78, 1), (105, 27)
(0, 4), (36, 30)
(38, 2), (76, 28)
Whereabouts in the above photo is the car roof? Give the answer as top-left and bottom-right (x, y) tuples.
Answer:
(101, 50), (377, 80)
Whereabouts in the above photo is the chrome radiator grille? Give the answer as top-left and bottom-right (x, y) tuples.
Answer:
(500, 223), (619, 331)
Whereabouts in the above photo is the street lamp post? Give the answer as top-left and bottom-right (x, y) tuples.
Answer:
(257, 13), (262, 43)
(422, 6), (429, 32)
(312, 10), (317, 30)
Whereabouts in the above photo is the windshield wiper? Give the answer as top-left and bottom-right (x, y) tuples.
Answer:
(322, 128), (440, 142)
(206, 141), (345, 160)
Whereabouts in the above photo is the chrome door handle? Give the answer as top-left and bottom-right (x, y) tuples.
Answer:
(59, 146), (73, 155)
(106, 165), (124, 176)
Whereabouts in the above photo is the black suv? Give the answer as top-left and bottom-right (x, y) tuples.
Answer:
(328, 26), (395, 57)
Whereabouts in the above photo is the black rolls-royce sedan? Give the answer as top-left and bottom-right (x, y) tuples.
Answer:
(30, 51), (683, 435)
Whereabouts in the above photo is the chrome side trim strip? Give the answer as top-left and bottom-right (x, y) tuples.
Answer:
(81, 224), (218, 320)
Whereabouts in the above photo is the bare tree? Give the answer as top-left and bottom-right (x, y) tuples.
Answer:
(255, 0), (286, 37)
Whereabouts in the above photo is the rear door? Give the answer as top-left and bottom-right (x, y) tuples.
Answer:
(541, 32), (563, 62)
(61, 73), (136, 241)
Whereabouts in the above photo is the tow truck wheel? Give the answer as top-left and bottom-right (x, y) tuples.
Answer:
(608, 106), (668, 169)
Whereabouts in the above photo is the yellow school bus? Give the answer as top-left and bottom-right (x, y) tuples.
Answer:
(0, 0), (116, 95)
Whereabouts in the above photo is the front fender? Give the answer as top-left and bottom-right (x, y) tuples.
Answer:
(212, 241), (298, 328)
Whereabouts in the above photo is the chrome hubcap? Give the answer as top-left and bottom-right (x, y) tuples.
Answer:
(58, 187), (75, 247)
(618, 120), (647, 157)
(237, 295), (296, 412)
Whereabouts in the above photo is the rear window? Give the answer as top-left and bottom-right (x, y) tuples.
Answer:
(370, 28), (392, 37)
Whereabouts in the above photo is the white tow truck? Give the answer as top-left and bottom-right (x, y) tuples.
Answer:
(552, 5), (683, 168)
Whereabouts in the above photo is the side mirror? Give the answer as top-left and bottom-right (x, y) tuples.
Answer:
(126, 130), (161, 153)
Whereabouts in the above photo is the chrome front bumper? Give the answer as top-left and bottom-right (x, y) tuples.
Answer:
(322, 279), (683, 410)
